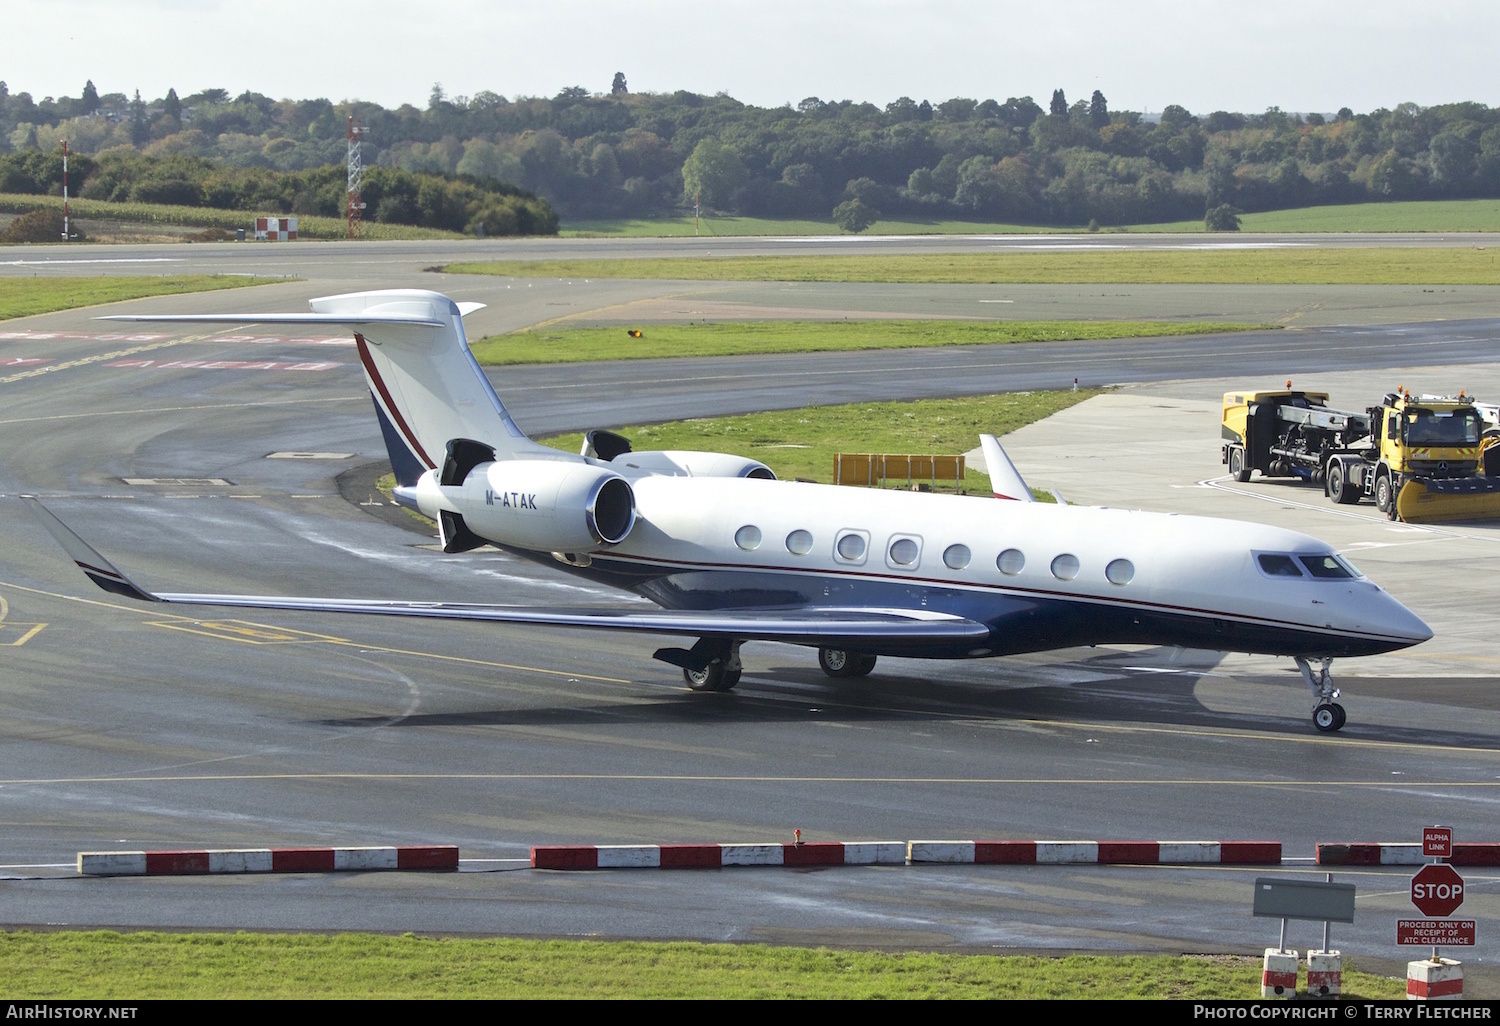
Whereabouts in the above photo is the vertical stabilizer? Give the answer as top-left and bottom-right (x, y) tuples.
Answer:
(311, 290), (565, 485)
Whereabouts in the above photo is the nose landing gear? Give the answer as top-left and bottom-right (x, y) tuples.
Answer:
(1296, 655), (1346, 732)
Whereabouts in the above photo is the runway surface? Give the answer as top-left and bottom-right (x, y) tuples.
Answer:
(0, 236), (1498, 980)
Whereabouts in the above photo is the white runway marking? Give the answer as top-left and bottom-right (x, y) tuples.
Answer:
(106, 359), (344, 372)
(0, 257), (182, 265)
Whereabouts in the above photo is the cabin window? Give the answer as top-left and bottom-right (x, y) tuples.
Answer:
(734, 525), (762, 551)
(1299, 554), (1356, 579)
(943, 544), (971, 570)
(1105, 558), (1134, 586)
(786, 529), (813, 555)
(1050, 553), (1080, 581)
(834, 530), (868, 564)
(887, 536), (920, 567)
(996, 548), (1025, 575)
(1256, 554), (1303, 578)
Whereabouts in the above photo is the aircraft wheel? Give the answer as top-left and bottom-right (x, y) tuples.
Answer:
(1375, 474), (1393, 513)
(1229, 447), (1251, 483)
(684, 661), (739, 692)
(819, 648), (876, 678)
(1313, 703), (1345, 733)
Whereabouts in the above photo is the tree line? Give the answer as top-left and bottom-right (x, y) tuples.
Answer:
(0, 144), (557, 236)
(4, 76), (1500, 228)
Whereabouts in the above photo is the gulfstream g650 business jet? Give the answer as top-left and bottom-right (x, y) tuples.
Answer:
(27, 289), (1430, 733)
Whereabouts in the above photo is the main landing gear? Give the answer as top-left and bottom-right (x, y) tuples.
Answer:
(653, 638), (743, 691)
(818, 648), (877, 678)
(684, 645), (742, 692)
(1296, 655), (1346, 733)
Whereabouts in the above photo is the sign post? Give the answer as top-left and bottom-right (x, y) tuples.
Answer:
(1398, 825), (1471, 1000)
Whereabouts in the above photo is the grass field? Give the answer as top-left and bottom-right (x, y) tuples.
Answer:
(541, 390), (1102, 493)
(0, 275), (279, 321)
(0, 193), (465, 242)
(560, 215), (1075, 237)
(562, 199), (1500, 237)
(0, 930), (1406, 999)
(447, 247), (1500, 285)
(469, 319), (1268, 366)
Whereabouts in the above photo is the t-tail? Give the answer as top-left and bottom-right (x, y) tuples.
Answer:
(102, 288), (568, 487)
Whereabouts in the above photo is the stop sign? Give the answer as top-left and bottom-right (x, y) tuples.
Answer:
(1412, 864), (1465, 917)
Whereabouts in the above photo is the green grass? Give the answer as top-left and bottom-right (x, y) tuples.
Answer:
(470, 319), (1269, 366)
(0, 193), (465, 241)
(560, 214), (1076, 237)
(447, 247), (1500, 285)
(541, 390), (1102, 493)
(0, 274), (280, 321)
(564, 200), (1500, 237)
(0, 930), (1406, 999)
(1136, 198), (1500, 234)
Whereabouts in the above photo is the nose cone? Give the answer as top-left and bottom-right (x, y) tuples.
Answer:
(1364, 587), (1433, 651)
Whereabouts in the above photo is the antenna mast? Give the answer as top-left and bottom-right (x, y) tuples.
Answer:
(346, 115), (365, 239)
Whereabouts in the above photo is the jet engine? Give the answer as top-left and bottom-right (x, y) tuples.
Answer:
(405, 453), (636, 554)
(613, 450), (775, 480)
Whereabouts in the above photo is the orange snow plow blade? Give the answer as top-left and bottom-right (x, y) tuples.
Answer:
(1395, 477), (1500, 523)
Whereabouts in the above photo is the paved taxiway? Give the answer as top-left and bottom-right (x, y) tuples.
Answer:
(1, 237), (1498, 981)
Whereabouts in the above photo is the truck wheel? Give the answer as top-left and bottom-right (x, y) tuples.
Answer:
(1229, 447), (1251, 483)
(1327, 462), (1359, 505)
(1374, 474), (1393, 513)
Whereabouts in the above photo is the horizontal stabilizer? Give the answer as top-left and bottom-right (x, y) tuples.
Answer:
(99, 312), (447, 327)
(26, 501), (990, 651)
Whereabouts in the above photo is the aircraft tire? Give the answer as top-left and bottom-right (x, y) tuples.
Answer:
(1313, 703), (1345, 733)
(684, 661), (739, 692)
(819, 648), (877, 678)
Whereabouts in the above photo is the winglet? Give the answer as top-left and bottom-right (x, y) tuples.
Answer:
(22, 497), (160, 602)
(978, 434), (1034, 502)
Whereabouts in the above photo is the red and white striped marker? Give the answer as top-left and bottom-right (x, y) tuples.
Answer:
(78, 845), (457, 876)
(906, 840), (1281, 865)
(1319, 842), (1500, 866)
(532, 841), (907, 870)
(532, 839), (1280, 869)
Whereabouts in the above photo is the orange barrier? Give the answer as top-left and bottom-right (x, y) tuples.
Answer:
(834, 453), (965, 487)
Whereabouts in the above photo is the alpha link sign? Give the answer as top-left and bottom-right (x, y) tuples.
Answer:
(1411, 863), (1465, 917)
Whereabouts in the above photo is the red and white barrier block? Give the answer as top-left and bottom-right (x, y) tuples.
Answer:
(1318, 842), (1500, 866)
(532, 841), (907, 870)
(253, 216), (298, 241)
(906, 840), (1282, 865)
(1262, 949), (1299, 998)
(1408, 957), (1464, 1000)
(1307, 950), (1342, 997)
(78, 845), (458, 876)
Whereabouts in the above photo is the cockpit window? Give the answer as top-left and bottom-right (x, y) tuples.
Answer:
(1298, 554), (1356, 579)
(1257, 554), (1303, 578)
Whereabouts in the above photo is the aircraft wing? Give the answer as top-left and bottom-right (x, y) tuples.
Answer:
(25, 498), (990, 650)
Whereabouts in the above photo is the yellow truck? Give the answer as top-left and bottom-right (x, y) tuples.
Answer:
(1221, 388), (1500, 523)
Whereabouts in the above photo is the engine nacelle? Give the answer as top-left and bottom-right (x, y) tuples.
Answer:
(409, 458), (636, 551)
(612, 450), (775, 480)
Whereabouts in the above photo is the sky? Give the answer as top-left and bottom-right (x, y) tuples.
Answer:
(7, 0), (1497, 116)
